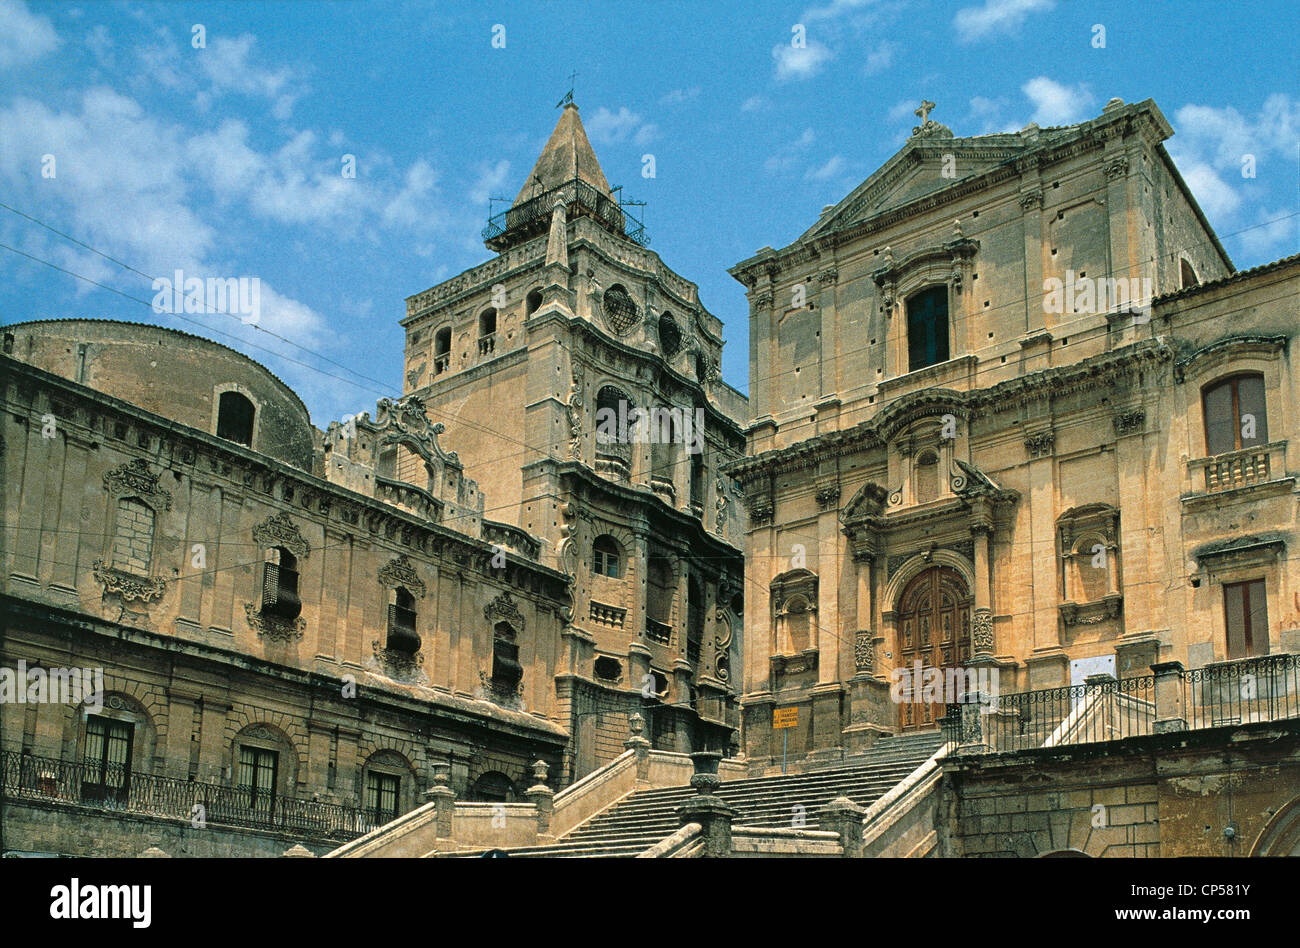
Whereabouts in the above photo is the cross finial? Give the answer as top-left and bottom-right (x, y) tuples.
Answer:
(555, 71), (578, 109)
(915, 99), (936, 124)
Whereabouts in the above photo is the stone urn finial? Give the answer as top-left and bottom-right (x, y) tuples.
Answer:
(689, 750), (723, 796)
(532, 758), (549, 784)
(628, 712), (644, 737)
(431, 761), (451, 787)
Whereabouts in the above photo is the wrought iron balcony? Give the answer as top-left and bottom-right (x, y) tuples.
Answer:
(1, 750), (378, 841)
(482, 176), (647, 251)
(261, 563), (301, 620)
(386, 603), (420, 655)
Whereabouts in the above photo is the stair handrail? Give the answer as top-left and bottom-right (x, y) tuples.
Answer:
(861, 740), (950, 830)
(636, 822), (702, 858)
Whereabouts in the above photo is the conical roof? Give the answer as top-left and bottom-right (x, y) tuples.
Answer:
(513, 103), (613, 207)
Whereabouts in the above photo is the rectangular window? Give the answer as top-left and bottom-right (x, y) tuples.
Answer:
(366, 772), (400, 825)
(82, 715), (133, 803)
(1224, 579), (1269, 659)
(238, 746), (278, 815)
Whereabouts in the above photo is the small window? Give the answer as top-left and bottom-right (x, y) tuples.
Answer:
(365, 771), (400, 825)
(82, 715), (133, 803)
(906, 286), (950, 371)
(216, 391), (255, 446)
(112, 498), (155, 575)
(658, 313), (681, 357)
(689, 451), (705, 508)
(492, 622), (522, 689)
(1180, 258), (1199, 289)
(469, 771), (516, 803)
(262, 547), (302, 620)
(434, 327), (452, 375)
(1224, 579), (1268, 659)
(526, 289), (543, 316)
(602, 284), (639, 335)
(478, 308), (497, 356)
(1203, 374), (1268, 456)
(238, 745), (278, 815)
(593, 656), (622, 681)
(593, 535), (622, 578)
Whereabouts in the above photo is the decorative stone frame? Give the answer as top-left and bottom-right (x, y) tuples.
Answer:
(1174, 335), (1288, 459)
(73, 691), (158, 776)
(1193, 537), (1285, 659)
(359, 748), (419, 821)
(1056, 504), (1123, 626)
(889, 418), (960, 509)
(880, 549), (976, 672)
(210, 382), (261, 448)
(94, 459), (172, 604)
(770, 568), (818, 658)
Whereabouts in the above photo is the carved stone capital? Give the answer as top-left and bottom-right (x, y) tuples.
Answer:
(1018, 189), (1044, 211)
(1104, 155), (1130, 180)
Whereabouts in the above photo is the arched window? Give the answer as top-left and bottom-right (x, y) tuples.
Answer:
(594, 385), (632, 470)
(261, 547), (301, 620)
(1203, 374), (1268, 456)
(434, 326), (451, 375)
(783, 596), (811, 653)
(906, 286), (949, 371)
(216, 390), (255, 446)
(112, 497), (155, 575)
(387, 587), (419, 655)
(1180, 258), (1199, 289)
(915, 450), (939, 504)
(525, 289), (543, 316)
(478, 308), (497, 355)
(602, 283), (639, 335)
(658, 312), (681, 357)
(592, 534), (622, 578)
(469, 771), (516, 803)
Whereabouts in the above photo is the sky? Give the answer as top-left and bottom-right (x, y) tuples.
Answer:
(1, 0), (1297, 425)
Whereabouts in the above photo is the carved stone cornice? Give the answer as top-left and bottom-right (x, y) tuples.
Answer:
(92, 559), (166, 603)
(1171, 334), (1288, 383)
(1059, 595), (1123, 626)
(377, 554), (426, 598)
(252, 512), (310, 559)
(103, 458), (172, 511)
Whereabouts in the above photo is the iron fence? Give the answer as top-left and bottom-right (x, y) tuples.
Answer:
(1185, 653), (1300, 729)
(0, 750), (377, 841)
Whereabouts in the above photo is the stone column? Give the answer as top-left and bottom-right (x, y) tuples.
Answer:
(1152, 661), (1187, 733)
(675, 751), (736, 858)
(970, 504), (995, 662)
(524, 759), (554, 837)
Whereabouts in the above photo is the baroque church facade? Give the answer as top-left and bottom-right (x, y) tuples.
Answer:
(2, 95), (1297, 856)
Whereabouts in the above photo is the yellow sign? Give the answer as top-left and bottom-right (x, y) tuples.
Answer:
(773, 707), (798, 729)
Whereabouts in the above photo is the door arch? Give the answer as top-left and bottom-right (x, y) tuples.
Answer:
(895, 565), (971, 729)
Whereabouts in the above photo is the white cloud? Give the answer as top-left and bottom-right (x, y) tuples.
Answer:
(887, 99), (919, 122)
(773, 40), (833, 81)
(585, 105), (656, 144)
(1237, 207), (1294, 258)
(1022, 76), (1093, 126)
(803, 0), (879, 22)
(954, 0), (1054, 43)
(864, 40), (895, 75)
(806, 154), (846, 181)
(0, 0), (59, 69)
(741, 95), (767, 113)
(1179, 162), (1241, 220)
(660, 87), (700, 105)
(765, 128), (817, 174)
(468, 159), (511, 208)
(197, 35), (304, 119)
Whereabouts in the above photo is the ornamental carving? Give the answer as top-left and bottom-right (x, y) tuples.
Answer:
(971, 608), (994, 655)
(1024, 429), (1055, 458)
(1113, 408), (1145, 435)
(815, 485), (841, 509)
(372, 394), (459, 465)
(714, 475), (729, 536)
(748, 501), (773, 527)
(244, 602), (305, 642)
(103, 459), (172, 511)
(567, 362), (585, 460)
(372, 640), (425, 678)
(378, 554), (426, 598)
(1018, 189), (1044, 211)
(1104, 155), (1130, 180)
(484, 589), (525, 632)
(854, 631), (874, 673)
(252, 512), (310, 559)
(92, 559), (166, 603)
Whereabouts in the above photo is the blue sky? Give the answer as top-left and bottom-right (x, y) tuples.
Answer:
(2, 0), (1296, 424)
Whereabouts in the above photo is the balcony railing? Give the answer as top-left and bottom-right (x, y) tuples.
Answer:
(1188, 441), (1286, 495)
(1185, 653), (1300, 729)
(645, 618), (672, 644)
(943, 653), (1300, 755)
(478, 334), (496, 356)
(482, 175), (647, 250)
(1, 750), (379, 841)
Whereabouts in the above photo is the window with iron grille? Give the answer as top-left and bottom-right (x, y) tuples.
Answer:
(262, 547), (301, 620)
(238, 746), (278, 814)
(492, 622), (522, 689)
(386, 587), (419, 654)
(1224, 579), (1269, 659)
(365, 771), (400, 825)
(82, 715), (133, 803)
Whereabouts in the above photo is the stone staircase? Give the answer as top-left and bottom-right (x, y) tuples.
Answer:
(448, 730), (946, 857)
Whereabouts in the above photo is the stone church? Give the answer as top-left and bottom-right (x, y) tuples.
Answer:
(2, 95), (1297, 858)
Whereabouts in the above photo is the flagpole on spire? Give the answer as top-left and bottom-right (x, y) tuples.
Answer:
(555, 71), (578, 109)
